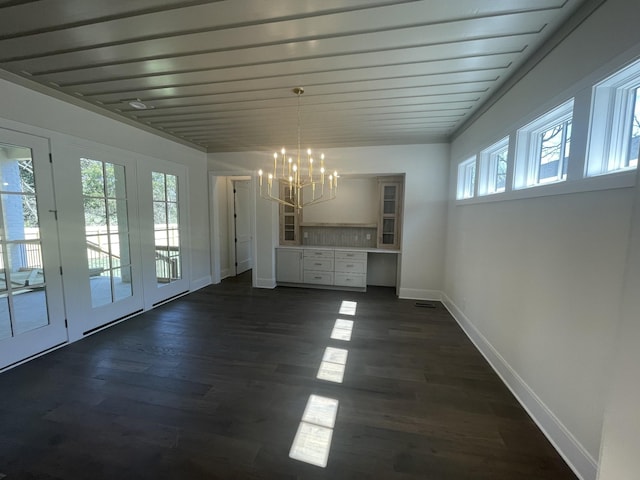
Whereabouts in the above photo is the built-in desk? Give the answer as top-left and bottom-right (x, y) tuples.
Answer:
(276, 246), (400, 292)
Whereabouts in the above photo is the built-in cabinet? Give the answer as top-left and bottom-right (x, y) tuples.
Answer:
(334, 250), (367, 288)
(277, 247), (369, 291)
(278, 175), (404, 247)
(279, 183), (300, 245)
(303, 249), (334, 285)
(275, 248), (302, 283)
(378, 177), (403, 250)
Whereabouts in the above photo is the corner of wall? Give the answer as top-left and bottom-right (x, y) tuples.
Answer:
(440, 293), (598, 480)
(398, 288), (442, 301)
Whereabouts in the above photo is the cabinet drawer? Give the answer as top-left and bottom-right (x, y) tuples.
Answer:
(304, 249), (334, 259)
(334, 259), (366, 274)
(334, 273), (366, 288)
(304, 257), (334, 272)
(334, 250), (367, 261)
(304, 271), (334, 285)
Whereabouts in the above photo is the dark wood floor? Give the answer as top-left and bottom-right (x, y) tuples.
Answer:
(0, 272), (577, 479)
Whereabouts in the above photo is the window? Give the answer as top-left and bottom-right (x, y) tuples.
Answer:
(81, 158), (133, 307)
(514, 99), (574, 189)
(587, 58), (640, 176)
(152, 171), (181, 285)
(478, 137), (509, 195)
(456, 156), (476, 199)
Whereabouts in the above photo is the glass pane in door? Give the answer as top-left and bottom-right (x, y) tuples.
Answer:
(153, 172), (181, 285)
(0, 143), (50, 338)
(81, 158), (133, 308)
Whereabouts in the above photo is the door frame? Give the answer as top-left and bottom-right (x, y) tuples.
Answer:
(56, 142), (145, 342)
(209, 172), (256, 285)
(227, 177), (252, 276)
(0, 128), (68, 370)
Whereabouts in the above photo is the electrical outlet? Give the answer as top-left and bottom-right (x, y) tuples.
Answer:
(366, 233), (371, 240)
(303, 232), (308, 238)
(354, 235), (358, 241)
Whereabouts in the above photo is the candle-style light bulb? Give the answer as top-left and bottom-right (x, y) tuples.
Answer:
(258, 169), (263, 187)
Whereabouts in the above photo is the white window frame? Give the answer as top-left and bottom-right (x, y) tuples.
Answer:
(478, 137), (509, 196)
(513, 98), (574, 190)
(456, 156), (477, 200)
(586, 58), (640, 177)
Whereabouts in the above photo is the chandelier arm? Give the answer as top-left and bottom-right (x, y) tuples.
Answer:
(260, 190), (296, 209)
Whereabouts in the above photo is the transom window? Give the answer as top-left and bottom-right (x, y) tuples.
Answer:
(587, 58), (640, 176)
(456, 156), (477, 200)
(478, 137), (509, 196)
(513, 99), (574, 189)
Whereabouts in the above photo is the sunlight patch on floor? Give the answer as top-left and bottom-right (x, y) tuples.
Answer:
(317, 346), (348, 383)
(330, 318), (353, 341)
(339, 300), (357, 316)
(289, 394), (339, 468)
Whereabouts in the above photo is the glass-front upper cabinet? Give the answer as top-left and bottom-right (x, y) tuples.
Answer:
(377, 177), (403, 250)
(279, 183), (300, 245)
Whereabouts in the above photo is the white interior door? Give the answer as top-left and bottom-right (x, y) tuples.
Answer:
(232, 179), (252, 275)
(0, 129), (67, 370)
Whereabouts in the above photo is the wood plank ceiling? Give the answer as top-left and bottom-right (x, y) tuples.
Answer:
(0, 0), (586, 152)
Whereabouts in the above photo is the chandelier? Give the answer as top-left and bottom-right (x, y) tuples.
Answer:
(258, 87), (338, 209)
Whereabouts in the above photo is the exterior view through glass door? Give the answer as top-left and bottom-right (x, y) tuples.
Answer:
(81, 158), (133, 308)
(153, 171), (181, 285)
(0, 129), (66, 370)
(138, 161), (189, 308)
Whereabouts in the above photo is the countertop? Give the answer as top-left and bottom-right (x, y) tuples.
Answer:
(276, 245), (400, 254)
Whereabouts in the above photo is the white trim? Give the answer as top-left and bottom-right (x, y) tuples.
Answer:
(455, 168), (637, 206)
(514, 98), (574, 190)
(398, 288), (442, 301)
(441, 293), (598, 480)
(189, 275), (211, 292)
(255, 277), (276, 289)
(456, 156), (477, 200)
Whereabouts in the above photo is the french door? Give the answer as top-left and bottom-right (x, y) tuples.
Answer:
(138, 160), (189, 308)
(61, 146), (143, 339)
(0, 129), (66, 370)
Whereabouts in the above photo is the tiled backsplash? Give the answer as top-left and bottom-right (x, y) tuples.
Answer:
(301, 226), (377, 248)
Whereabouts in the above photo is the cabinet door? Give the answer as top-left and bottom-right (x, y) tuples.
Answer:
(276, 249), (302, 283)
(279, 183), (300, 245)
(378, 179), (403, 249)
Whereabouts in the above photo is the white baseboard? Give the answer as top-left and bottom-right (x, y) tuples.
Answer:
(255, 277), (276, 289)
(220, 268), (231, 280)
(398, 288), (442, 300)
(190, 275), (212, 291)
(441, 293), (597, 480)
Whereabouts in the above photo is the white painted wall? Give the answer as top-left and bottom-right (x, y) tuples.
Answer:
(301, 177), (379, 224)
(445, 0), (640, 479)
(209, 143), (449, 299)
(597, 169), (640, 479)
